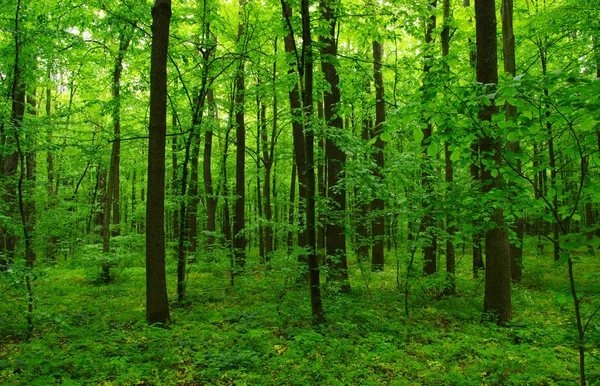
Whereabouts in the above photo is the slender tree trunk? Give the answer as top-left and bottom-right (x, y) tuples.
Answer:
(204, 88), (217, 249)
(256, 99), (265, 261)
(476, 0), (512, 323)
(282, 0), (308, 266)
(146, 0), (172, 325)
(422, 1), (437, 276)
(320, 0), (349, 291)
(287, 163), (296, 253)
(356, 87), (371, 262)
(371, 40), (386, 271)
(441, 0), (455, 293)
(233, 0), (247, 269)
(317, 101), (326, 264)
(301, 0), (325, 322)
(501, 0), (524, 280)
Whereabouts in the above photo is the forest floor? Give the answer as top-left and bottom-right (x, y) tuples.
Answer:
(1, 238), (599, 385)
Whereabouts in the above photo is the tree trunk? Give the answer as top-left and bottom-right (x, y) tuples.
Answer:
(320, 0), (349, 292)
(146, 0), (172, 326)
(233, 0), (247, 269)
(204, 88), (217, 249)
(371, 40), (386, 272)
(282, 0), (308, 266)
(422, 1), (437, 276)
(441, 0), (455, 293)
(301, 0), (325, 322)
(501, 0), (524, 281)
(476, 0), (512, 323)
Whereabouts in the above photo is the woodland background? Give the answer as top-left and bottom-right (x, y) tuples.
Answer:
(1, 0), (600, 384)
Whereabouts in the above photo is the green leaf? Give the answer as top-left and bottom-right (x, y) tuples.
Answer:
(427, 142), (438, 156)
(490, 169), (499, 178)
(413, 129), (424, 144)
(507, 131), (519, 142)
(450, 149), (461, 162)
(571, 213), (581, 222)
(380, 131), (392, 142)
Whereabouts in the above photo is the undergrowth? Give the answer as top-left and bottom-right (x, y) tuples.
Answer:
(1, 242), (599, 385)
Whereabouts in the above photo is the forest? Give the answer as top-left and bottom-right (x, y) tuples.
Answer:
(1, 0), (599, 384)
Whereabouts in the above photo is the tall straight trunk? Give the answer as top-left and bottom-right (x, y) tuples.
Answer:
(256, 99), (265, 261)
(172, 131), (179, 242)
(371, 41), (386, 271)
(539, 46), (560, 262)
(476, 0), (512, 323)
(421, 1), (437, 276)
(287, 163), (296, 253)
(471, 143), (484, 276)
(233, 0), (247, 269)
(45, 85), (58, 259)
(188, 130), (200, 253)
(204, 88), (217, 248)
(24, 93), (37, 265)
(146, 0), (172, 326)
(317, 101), (326, 264)
(262, 66), (275, 259)
(441, 0), (455, 293)
(102, 31), (133, 281)
(282, 0), (308, 264)
(0, 9), (24, 268)
(356, 86), (371, 262)
(501, 0), (523, 281)
(301, 0), (325, 323)
(222, 98), (235, 285)
(320, 0), (348, 291)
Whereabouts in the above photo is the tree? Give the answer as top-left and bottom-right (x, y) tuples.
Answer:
(500, 0), (524, 282)
(421, 0), (437, 276)
(475, 0), (512, 323)
(146, 0), (172, 326)
(301, 0), (325, 322)
(320, 0), (349, 292)
(371, 37), (386, 272)
(233, 0), (247, 270)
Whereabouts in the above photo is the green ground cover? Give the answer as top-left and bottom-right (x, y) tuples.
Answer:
(1, 244), (599, 385)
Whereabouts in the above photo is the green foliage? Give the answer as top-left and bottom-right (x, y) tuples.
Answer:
(1, 252), (599, 385)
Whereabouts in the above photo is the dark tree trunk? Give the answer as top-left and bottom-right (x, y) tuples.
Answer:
(371, 40), (386, 272)
(320, 0), (349, 292)
(301, 0), (325, 323)
(287, 163), (296, 253)
(317, 101), (326, 265)
(441, 0), (455, 293)
(476, 0), (512, 323)
(501, 0), (523, 281)
(233, 0), (247, 269)
(356, 89), (371, 262)
(471, 143), (484, 276)
(146, 0), (172, 326)
(204, 88), (217, 249)
(282, 0), (308, 265)
(45, 85), (58, 259)
(422, 2), (437, 276)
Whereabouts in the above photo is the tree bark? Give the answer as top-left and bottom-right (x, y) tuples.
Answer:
(233, 0), (247, 269)
(204, 88), (217, 249)
(422, 1), (437, 276)
(441, 0), (455, 294)
(371, 40), (386, 272)
(302, 0), (325, 323)
(501, 0), (524, 281)
(146, 0), (172, 325)
(320, 0), (349, 292)
(476, 0), (512, 323)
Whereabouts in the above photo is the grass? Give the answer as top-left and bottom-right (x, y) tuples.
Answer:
(1, 240), (599, 385)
